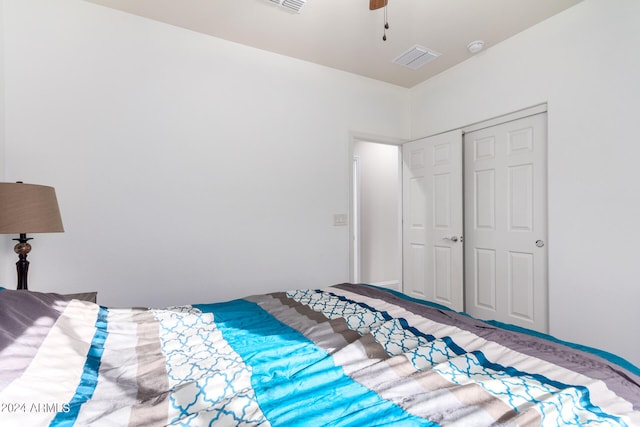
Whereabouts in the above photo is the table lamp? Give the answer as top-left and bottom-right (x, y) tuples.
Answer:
(0, 182), (64, 290)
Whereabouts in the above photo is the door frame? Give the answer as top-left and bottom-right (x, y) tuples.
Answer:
(462, 104), (548, 134)
(348, 132), (406, 286)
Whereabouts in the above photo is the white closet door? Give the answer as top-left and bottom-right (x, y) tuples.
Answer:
(464, 113), (548, 332)
(402, 130), (463, 311)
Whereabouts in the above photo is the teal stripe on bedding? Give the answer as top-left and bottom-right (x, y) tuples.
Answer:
(195, 299), (437, 427)
(50, 306), (109, 427)
(359, 283), (455, 312)
(360, 283), (640, 376)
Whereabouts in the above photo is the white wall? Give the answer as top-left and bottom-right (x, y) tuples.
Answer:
(410, 0), (640, 366)
(0, 0), (409, 307)
(353, 141), (401, 288)
(0, 0), (4, 178)
(0, 1), (9, 284)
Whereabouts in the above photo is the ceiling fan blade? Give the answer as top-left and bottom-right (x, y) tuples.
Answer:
(369, 0), (388, 10)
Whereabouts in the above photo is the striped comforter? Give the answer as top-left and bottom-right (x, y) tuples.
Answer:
(0, 283), (639, 426)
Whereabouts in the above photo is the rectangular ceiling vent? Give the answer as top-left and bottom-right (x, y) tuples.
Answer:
(393, 45), (441, 70)
(268, 0), (307, 13)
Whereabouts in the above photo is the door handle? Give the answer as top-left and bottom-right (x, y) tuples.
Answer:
(443, 236), (459, 242)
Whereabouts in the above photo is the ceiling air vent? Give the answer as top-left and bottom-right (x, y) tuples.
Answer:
(268, 0), (307, 13)
(393, 45), (441, 70)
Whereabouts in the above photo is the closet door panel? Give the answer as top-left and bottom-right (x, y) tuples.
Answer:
(402, 130), (463, 311)
(464, 113), (548, 333)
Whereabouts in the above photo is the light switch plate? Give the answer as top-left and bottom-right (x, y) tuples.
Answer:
(333, 214), (348, 226)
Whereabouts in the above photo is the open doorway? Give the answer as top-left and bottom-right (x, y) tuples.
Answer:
(352, 140), (402, 291)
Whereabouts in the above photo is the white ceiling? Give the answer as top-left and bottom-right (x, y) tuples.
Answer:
(84, 0), (583, 88)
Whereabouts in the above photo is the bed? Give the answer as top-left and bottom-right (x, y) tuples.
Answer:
(1, 283), (639, 426)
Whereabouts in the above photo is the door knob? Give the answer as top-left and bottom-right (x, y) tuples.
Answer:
(443, 236), (458, 242)
(535, 240), (545, 248)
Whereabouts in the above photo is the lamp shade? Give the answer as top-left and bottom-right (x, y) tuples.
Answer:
(0, 182), (64, 234)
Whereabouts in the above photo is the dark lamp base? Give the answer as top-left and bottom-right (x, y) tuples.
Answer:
(13, 233), (33, 290)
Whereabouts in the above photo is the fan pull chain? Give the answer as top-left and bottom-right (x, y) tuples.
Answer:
(382, 3), (389, 41)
